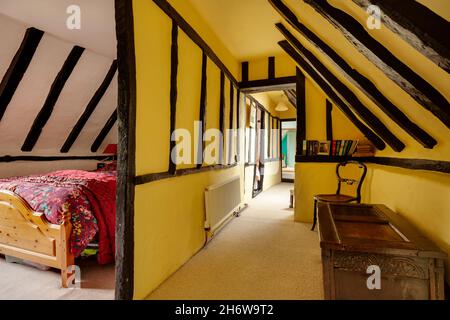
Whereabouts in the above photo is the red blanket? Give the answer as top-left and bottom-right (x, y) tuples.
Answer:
(0, 169), (116, 264)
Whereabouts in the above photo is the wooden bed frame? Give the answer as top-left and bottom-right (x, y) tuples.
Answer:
(0, 190), (74, 288)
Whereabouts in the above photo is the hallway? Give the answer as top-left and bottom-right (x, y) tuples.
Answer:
(147, 183), (324, 300)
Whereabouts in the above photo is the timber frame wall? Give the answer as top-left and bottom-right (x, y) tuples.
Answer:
(113, 0), (450, 300)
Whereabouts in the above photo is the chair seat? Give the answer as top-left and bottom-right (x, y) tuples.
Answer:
(314, 194), (357, 203)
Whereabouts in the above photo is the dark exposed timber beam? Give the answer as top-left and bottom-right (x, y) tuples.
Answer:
(168, 19), (178, 175)
(22, 46), (85, 151)
(295, 155), (450, 175)
(326, 100), (333, 141)
(239, 76), (296, 93)
(268, 56), (275, 79)
(296, 68), (306, 143)
(61, 60), (118, 153)
(153, 0), (238, 86)
(219, 70), (225, 164)
(91, 109), (118, 153)
(303, 0), (450, 128)
(283, 89), (297, 109)
(352, 0), (450, 73)
(228, 80), (235, 164)
(0, 155), (116, 163)
(279, 40), (386, 150)
(241, 61), (249, 82)
(197, 51), (207, 169)
(276, 22), (436, 149)
(280, 40), (404, 151)
(0, 28), (44, 121)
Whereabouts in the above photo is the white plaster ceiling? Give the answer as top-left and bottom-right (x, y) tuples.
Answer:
(0, 13), (117, 156)
(0, 0), (117, 58)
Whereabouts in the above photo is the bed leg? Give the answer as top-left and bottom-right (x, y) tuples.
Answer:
(61, 255), (75, 288)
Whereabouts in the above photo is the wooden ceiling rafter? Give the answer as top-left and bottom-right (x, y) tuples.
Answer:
(279, 40), (386, 150)
(276, 22), (436, 149)
(0, 27), (44, 121)
(283, 88), (297, 109)
(279, 37), (405, 152)
(21, 45), (85, 152)
(60, 59), (118, 153)
(91, 109), (118, 153)
(352, 0), (450, 73)
(303, 0), (450, 128)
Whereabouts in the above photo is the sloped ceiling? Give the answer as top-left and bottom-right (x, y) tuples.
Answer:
(191, 0), (450, 159)
(189, 0), (284, 59)
(0, 7), (117, 157)
(0, 0), (117, 58)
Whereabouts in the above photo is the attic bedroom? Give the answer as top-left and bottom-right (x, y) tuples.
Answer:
(0, 0), (118, 299)
(0, 0), (449, 304)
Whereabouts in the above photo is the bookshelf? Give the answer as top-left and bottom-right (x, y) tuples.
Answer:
(296, 139), (375, 162)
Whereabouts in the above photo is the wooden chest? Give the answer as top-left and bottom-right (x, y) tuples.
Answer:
(317, 203), (447, 300)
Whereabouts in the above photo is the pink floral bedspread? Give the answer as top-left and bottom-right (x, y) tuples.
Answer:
(0, 169), (116, 264)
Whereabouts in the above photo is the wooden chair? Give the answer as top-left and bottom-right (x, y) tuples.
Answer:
(311, 161), (367, 231)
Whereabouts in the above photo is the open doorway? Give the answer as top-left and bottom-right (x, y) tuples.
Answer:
(281, 119), (297, 183)
(243, 88), (296, 205)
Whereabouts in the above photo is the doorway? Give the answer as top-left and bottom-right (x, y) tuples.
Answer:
(281, 119), (297, 183)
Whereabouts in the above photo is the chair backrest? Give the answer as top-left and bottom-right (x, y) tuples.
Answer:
(335, 161), (367, 202)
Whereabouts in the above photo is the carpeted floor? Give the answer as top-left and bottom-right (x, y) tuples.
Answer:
(0, 256), (115, 300)
(147, 183), (324, 300)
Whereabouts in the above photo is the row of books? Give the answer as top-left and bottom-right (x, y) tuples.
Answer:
(301, 140), (359, 156)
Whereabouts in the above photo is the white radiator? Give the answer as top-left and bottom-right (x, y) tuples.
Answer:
(205, 176), (241, 236)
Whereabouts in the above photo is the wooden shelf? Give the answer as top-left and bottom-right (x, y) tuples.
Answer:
(295, 155), (374, 163)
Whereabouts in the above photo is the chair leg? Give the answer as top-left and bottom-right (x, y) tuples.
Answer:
(311, 199), (318, 231)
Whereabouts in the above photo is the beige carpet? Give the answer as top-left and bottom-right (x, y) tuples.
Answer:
(148, 183), (324, 300)
(0, 256), (115, 300)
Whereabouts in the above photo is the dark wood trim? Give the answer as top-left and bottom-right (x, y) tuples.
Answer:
(236, 89), (241, 162)
(91, 110), (118, 153)
(228, 81), (235, 164)
(152, 0), (238, 86)
(0, 155), (115, 162)
(219, 71), (225, 164)
(21, 46), (85, 152)
(61, 60), (118, 153)
(283, 89), (297, 109)
(326, 99), (333, 141)
(0, 28), (44, 121)
(197, 51), (207, 169)
(296, 68), (306, 145)
(241, 61), (249, 82)
(279, 40), (386, 150)
(168, 19), (178, 175)
(268, 56), (275, 79)
(239, 76), (296, 93)
(114, 0), (136, 300)
(276, 22), (436, 149)
(279, 30), (405, 152)
(296, 155), (450, 174)
(352, 0), (450, 73)
(135, 163), (238, 185)
(281, 40), (403, 151)
(303, 0), (450, 128)
(365, 157), (450, 174)
(281, 178), (295, 183)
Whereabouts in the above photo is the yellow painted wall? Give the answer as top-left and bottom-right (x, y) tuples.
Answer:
(285, 0), (450, 284)
(133, 0), (243, 299)
(245, 53), (297, 81)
